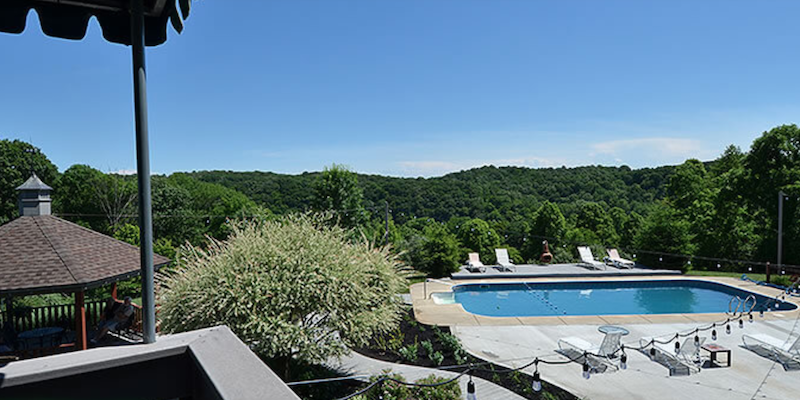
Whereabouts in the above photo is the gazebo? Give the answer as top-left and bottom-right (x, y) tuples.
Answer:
(0, 0), (193, 344)
(0, 174), (170, 352)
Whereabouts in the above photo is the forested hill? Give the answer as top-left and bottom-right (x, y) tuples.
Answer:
(189, 164), (676, 222)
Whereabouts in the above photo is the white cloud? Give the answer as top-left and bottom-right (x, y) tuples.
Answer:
(111, 169), (137, 175)
(591, 137), (702, 158)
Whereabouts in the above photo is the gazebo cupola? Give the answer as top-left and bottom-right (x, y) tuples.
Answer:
(16, 173), (53, 217)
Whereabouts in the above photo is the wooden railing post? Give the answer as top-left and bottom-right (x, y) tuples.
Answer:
(75, 291), (87, 351)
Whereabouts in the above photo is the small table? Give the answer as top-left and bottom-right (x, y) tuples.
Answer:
(598, 325), (630, 336)
(18, 327), (64, 349)
(701, 343), (731, 368)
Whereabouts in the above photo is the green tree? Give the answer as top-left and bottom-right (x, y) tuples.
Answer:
(525, 201), (567, 260)
(574, 202), (619, 245)
(633, 205), (695, 270)
(456, 218), (501, 264)
(0, 140), (59, 224)
(417, 224), (462, 278)
(312, 164), (367, 228)
(157, 214), (407, 379)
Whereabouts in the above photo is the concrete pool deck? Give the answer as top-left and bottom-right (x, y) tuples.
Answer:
(411, 273), (800, 399)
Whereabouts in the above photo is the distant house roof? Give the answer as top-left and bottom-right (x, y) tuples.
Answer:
(15, 173), (53, 191)
(0, 0), (192, 46)
(0, 215), (170, 295)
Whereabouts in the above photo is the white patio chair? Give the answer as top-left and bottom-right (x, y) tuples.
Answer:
(494, 248), (516, 272)
(577, 246), (606, 270)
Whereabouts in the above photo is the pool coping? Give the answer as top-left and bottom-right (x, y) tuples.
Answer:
(410, 274), (800, 327)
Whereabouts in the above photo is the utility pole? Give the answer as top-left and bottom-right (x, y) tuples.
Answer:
(778, 191), (786, 276)
(384, 201), (390, 246)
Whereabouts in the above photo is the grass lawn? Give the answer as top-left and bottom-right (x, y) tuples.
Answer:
(686, 270), (766, 282)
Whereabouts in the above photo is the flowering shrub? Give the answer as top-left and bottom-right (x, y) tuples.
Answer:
(157, 214), (408, 369)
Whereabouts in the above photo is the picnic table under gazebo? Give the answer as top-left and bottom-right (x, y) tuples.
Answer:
(0, 174), (170, 356)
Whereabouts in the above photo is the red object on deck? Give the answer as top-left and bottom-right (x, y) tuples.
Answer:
(540, 240), (553, 263)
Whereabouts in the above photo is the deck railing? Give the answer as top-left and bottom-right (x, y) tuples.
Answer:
(1, 300), (143, 335)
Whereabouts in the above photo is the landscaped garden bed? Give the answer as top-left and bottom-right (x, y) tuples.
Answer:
(355, 308), (578, 400)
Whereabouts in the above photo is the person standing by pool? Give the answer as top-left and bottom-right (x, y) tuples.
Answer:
(91, 297), (134, 343)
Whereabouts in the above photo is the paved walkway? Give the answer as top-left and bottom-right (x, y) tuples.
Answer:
(327, 351), (526, 400)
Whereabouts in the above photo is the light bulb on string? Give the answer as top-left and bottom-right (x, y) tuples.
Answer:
(711, 326), (717, 341)
(659, 256), (663, 262)
(532, 361), (542, 392)
(582, 360), (591, 380)
(726, 323), (731, 335)
(694, 334), (700, 346)
(739, 319), (744, 329)
(649, 346), (656, 358)
(466, 377), (477, 400)
(717, 263), (721, 269)
(674, 340), (680, 354)
(760, 309), (765, 318)
(749, 313), (753, 323)
(619, 346), (628, 370)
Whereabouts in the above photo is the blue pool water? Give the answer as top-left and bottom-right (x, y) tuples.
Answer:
(453, 280), (797, 317)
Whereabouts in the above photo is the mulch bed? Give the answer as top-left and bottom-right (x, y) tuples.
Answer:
(354, 308), (578, 400)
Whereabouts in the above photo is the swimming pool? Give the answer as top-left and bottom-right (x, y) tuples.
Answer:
(452, 279), (797, 317)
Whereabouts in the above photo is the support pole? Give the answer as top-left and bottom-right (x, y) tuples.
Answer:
(75, 291), (87, 350)
(778, 191), (785, 277)
(131, 0), (156, 344)
(384, 201), (389, 246)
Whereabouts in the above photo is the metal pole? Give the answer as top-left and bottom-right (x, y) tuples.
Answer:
(131, 0), (156, 344)
(384, 200), (389, 246)
(778, 191), (785, 276)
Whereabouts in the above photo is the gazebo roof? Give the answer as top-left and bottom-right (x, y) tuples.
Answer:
(0, 0), (191, 46)
(0, 215), (170, 296)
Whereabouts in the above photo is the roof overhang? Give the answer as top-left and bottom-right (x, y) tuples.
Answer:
(0, 0), (191, 46)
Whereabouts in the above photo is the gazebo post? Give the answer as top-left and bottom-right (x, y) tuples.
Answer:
(130, 0), (156, 345)
(4, 296), (14, 331)
(74, 291), (87, 351)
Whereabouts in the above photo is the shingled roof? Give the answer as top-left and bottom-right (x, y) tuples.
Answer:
(0, 215), (170, 295)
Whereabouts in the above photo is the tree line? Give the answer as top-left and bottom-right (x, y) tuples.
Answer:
(2, 123), (799, 279)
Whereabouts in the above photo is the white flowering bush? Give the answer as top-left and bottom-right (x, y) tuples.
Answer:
(157, 214), (408, 370)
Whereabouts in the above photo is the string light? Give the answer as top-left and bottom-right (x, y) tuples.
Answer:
(619, 346), (628, 370)
(711, 324), (717, 341)
(466, 377), (476, 400)
(739, 319), (744, 329)
(726, 323), (731, 335)
(532, 360), (542, 392)
(582, 359), (591, 380)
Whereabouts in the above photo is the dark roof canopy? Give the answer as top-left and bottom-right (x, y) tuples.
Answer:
(0, 0), (191, 46)
(0, 215), (170, 295)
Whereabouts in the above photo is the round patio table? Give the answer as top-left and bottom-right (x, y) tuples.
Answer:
(18, 327), (64, 349)
(598, 325), (630, 336)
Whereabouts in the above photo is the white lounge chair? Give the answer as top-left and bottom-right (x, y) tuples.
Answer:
(577, 246), (606, 270)
(494, 248), (516, 272)
(640, 337), (705, 375)
(605, 248), (635, 269)
(558, 332), (623, 372)
(464, 252), (486, 273)
(743, 333), (800, 369)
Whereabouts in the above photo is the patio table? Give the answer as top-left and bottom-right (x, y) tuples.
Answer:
(18, 327), (64, 349)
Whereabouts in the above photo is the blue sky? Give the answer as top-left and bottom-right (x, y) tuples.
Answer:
(2, 1), (799, 177)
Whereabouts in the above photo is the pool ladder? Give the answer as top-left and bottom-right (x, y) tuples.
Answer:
(728, 294), (756, 316)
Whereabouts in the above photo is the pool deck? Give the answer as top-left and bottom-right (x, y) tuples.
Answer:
(451, 262), (681, 280)
(411, 272), (800, 400)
